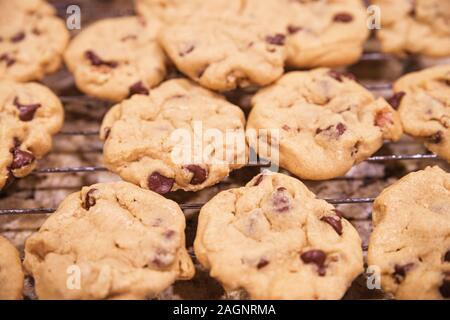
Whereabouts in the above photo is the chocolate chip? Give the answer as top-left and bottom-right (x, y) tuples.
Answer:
(129, 81), (149, 96)
(185, 165), (208, 185)
(375, 110), (394, 128)
(151, 250), (174, 268)
(440, 279), (450, 298)
(84, 50), (118, 68)
(0, 53), (16, 67)
(10, 148), (35, 170)
(32, 28), (41, 36)
(266, 33), (286, 46)
(272, 187), (291, 212)
(386, 92), (405, 109)
(300, 250), (327, 276)
(336, 122), (347, 136)
(13, 97), (41, 121)
(282, 124), (291, 131)
(287, 25), (302, 34)
(393, 263), (414, 283)
(163, 230), (176, 239)
(10, 31), (25, 43)
(444, 251), (450, 262)
(253, 174), (264, 186)
(179, 44), (195, 57)
(328, 70), (355, 82)
(197, 65), (208, 78)
(147, 172), (174, 194)
(257, 258), (270, 269)
(82, 189), (97, 210)
(428, 131), (443, 144)
(333, 12), (353, 23)
(321, 216), (343, 235)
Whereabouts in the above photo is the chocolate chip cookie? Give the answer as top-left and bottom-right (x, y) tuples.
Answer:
(100, 79), (247, 194)
(0, 0), (69, 82)
(393, 65), (450, 162)
(64, 16), (166, 102)
(368, 166), (450, 300)
(0, 81), (64, 190)
(0, 236), (24, 300)
(194, 172), (364, 299)
(246, 69), (403, 180)
(160, 15), (286, 91)
(373, 0), (450, 57)
(24, 181), (195, 299)
(245, 0), (370, 68)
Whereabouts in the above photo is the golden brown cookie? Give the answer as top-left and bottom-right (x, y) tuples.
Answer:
(0, 236), (24, 300)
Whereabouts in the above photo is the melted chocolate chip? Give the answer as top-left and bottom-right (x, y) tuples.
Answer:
(386, 92), (405, 109)
(300, 250), (327, 276)
(151, 250), (174, 268)
(336, 122), (347, 136)
(147, 172), (174, 194)
(393, 263), (414, 283)
(257, 258), (270, 269)
(272, 187), (291, 212)
(163, 230), (176, 239)
(10, 31), (26, 43)
(333, 12), (353, 23)
(253, 174), (264, 186)
(197, 65), (208, 78)
(185, 165), (208, 185)
(440, 279), (450, 298)
(287, 25), (302, 34)
(445, 251), (450, 262)
(0, 53), (16, 67)
(32, 28), (41, 36)
(266, 33), (286, 46)
(328, 70), (355, 82)
(321, 216), (343, 235)
(13, 97), (41, 121)
(10, 148), (35, 170)
(129, 81), (149, 96)
(82, 189), (97, 210)
(428, 131), (443, 144)
(179, 44), (195, 57)
(85, 50), (118, 68)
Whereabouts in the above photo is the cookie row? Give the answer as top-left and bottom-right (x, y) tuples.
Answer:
(2, 1), (450, 99)
(1, 65), (449, 192)
(2, 166), (448, 299)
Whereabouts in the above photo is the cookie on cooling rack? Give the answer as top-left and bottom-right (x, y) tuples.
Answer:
(368, 166), (450, 300)
(159, 15), (286, 91)
(194, 172), (364, 299)
(0, 81), (64, 190)
(372, 0), (450, 57)
(24, 181), (195, 299)
(100, 78), (247, 194)
(0, 0), (69, 82)
(244, 0), (369, 68)
(392, 65), (450, 162)
(0, 236), (24, 300)
(246, 68), (403, 180)
(64, 16), (166, 102)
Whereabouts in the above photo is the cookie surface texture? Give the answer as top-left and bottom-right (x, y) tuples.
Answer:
(0, 236), (24, 300)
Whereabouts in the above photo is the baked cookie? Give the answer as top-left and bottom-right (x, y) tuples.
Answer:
(64, 16), (166, 102)
(0, 236), (24, 300)
(159, 15), (286, 91)
(244, 0), (370, 68)
(392, 65), (450, 162)
(194, 172), (364, 299)
(24, 181), (195, 300)
(0, 81), (64, 190)
(373, 0), (450, 57)
(246, 69), (403, 180)
(0, 0), (69, 82)
(368, 166), (450, 300)
(100, 79), (247, 194)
